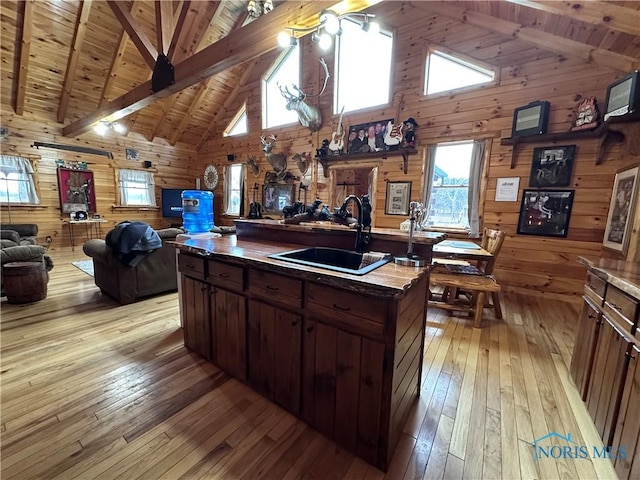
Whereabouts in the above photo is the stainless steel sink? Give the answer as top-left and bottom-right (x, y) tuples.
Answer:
(268, 247), (392, 275)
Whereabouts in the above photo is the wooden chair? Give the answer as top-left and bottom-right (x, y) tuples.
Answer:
(429, 228), (506, 326)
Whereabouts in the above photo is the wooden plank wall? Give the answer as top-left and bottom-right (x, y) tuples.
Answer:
(0, 113), (198, 248)
(198, 21), (637, 299)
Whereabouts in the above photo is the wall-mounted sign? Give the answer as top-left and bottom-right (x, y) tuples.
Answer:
(126, 148), (139, 161)
(495, 177), (520, 202)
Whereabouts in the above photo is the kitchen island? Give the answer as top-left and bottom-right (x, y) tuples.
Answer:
(170, 226), (445, 470)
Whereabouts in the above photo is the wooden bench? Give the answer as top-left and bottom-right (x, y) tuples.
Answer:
(428, 271), (501, 328)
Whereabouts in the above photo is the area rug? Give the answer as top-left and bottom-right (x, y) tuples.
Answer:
(71, 259), (94, 277)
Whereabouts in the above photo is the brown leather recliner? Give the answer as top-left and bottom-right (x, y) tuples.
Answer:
(82, 228), (182, 304)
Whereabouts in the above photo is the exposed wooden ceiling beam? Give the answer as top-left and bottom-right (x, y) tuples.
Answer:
(170, 79), (212, 145)
(197, 59), (259, 151)
(155, 0), (173, 54)
(167, 0), (194, 63)
(14, 0), (34, 116)
(57, 0), (93, 123)
(100, 1), (145, 108)
(505, 0), (640, 37)
(420, 1), (639, 72)
(107, 0), (158, 70)
(63, 1), (380, 137)
(148, 1), (220, 141)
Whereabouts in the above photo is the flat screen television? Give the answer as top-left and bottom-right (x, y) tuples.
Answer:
(604, 70), (640, 121)
(161, 188), (185, 218)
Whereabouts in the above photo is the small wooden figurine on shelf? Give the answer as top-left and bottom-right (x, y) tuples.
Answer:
(403, 117), (418, 147)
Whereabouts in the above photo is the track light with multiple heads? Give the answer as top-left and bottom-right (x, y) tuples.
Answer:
(93, 121), (127, 136)
(247, 0), (273, 19)
(278, 9), (380, 51)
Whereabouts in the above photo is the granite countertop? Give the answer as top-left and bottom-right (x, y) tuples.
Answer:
(578, 256), (640, 299)
(169, 234), (431, 298)
(233, 219), (447, 245)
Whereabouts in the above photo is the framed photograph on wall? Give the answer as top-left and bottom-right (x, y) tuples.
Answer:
(347, 118), (393, 154)
(385, 181), (412, 215)
(517, 189), (575, 238)
(529, 145), (576, 188)
(603, 164), (639, 256)
(56, 167), (97, 214)
(263, 183), (295, 216)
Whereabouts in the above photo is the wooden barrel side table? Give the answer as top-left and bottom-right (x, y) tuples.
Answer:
(3, 261), (48, 304)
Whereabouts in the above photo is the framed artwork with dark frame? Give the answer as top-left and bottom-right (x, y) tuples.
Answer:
(347, 118), (394, 154)
(517, 189), (575, 238)
(56, 167), (97, 214)
(602, 164), (639, 256)
(263, 183), (295, 216)
(385, 181), (412, 215)
(529, 145), (576, 188)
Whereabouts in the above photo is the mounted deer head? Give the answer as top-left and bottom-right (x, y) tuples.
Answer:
(260, 134), (287, 173)
(245, 155), (260, 176)
(277, 58), (329, 132)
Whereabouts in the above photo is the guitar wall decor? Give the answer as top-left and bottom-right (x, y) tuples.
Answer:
(248, 182), (262, 219)
(328, 106), (346, 155)
(384, 93), (405, 149)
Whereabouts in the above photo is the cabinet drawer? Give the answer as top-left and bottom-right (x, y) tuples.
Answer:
(306, 283), (386, 338)
(585, 271), (606, 302)
(249, 269), (302, 309)
(178, 253), (205, 280)
(604, 285), (639, 330)
(207, 259), (244, 291)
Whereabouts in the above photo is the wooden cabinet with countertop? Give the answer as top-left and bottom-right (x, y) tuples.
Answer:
(571, 258), (640, 479)
(172, 232), (439, 471)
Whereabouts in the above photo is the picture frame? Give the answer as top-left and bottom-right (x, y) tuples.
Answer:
(511, 100), (550, 137)
(347, 118), (394, 154)
(603, 164), (639, 256)
(385, 181), (412, 215)
(529, 145), (576, 188)
(56, 167), (97, 214)
(517, 189), (575, 238)
(125, 148), (139, 161)
(263, 183), (295, 216)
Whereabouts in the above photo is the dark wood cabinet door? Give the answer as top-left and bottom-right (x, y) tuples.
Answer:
(301, 318), (385, 466)
(613, 345), (640, 480)
(181, 275), (211, 360)
(570, 296), (601, 400)
(211, 287), (246, 381)
(247, 299), (301, 414)
(586, 315), (633, 446)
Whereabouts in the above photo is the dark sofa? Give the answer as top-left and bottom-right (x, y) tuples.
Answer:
(82, 227), (182, 304)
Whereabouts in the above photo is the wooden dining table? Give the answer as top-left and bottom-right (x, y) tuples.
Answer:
(432, 239), (495, 272)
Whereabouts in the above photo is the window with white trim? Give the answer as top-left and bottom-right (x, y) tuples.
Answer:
(335, 18), (393, 114)
(224, 105), (248, 137)
(0, 155), (40, 204)
(224, 163), (244, 216)
(262, 44), (300, 129)
(117, 169), (156, 206)
(421, 140), (487, 237)
(424, 50), (495, 95)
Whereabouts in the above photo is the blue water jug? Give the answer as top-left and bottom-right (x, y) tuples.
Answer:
(181, 190), (214, 234)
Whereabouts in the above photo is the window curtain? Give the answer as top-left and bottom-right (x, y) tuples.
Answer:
(224, 164), (245, 216)
(419, 145), (438, 229)
(118, 169), (156, 206)
(467, 140), (486, 238)
(0, 155), (40, 204)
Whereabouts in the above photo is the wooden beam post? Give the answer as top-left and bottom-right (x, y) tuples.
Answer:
(419, 1), (639, 72)
(155, 0), (173, 54)
(58, 0), (93, 123)
(107, 0), (158, 70)
(14, 0), (34, 116)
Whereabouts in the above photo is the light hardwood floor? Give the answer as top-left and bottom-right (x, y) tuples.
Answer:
(1, 248), (619, 479)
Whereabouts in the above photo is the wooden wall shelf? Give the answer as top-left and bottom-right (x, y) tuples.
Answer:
(316, 147), (417, 178)
(501, 113), (639, 168)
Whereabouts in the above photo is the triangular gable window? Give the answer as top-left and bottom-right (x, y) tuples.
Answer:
(262, 44), (300, 129)
(425, 50), (495, 95)
(224, 105), (248, 137)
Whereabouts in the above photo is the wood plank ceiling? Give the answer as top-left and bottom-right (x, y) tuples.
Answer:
(1, 1), (638, 150)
